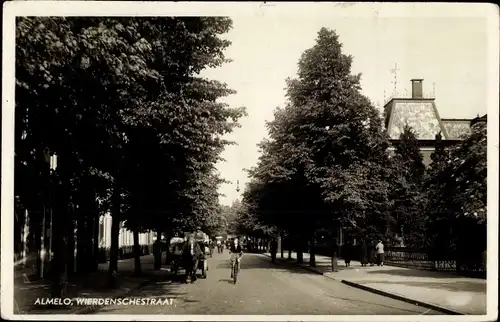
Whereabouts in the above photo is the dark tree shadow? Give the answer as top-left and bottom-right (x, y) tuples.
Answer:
(211, 253), (338, 279)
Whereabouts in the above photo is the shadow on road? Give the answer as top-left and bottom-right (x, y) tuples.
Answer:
(218, 278), (235, 284)
(213, 253), (333, 278)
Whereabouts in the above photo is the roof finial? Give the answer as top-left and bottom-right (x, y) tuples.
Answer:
(390, 63), (400, 96)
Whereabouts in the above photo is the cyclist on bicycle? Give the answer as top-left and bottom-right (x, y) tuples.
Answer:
(229, 237), (243, 278)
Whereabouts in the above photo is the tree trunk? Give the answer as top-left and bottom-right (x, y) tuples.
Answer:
(76, 213), (85, 274)
(280, 232), (284, 259)
(67, 217), (75, 277)
(14, 207), (22, 260)
(154, 232), (162, 270)
(108, 217), (120, 288)
(108, 182), (121, 288)
(34, 213), (42, 279)
(133, 229), (142, 276)
(76, 208), (94, 275)
(50, 181), (69, 298)
(331, 237), (338, 272)
(165, 232), (171, 265)
(41, 208), (50, 279)
(288, 241), (292, 260)
(91, 214), (99, 272)
(77, 188), (97, 275)
(297, 235), (303, 264)
(309, 236), (316, 267)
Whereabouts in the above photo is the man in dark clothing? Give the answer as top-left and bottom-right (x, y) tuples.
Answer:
(368, 240), (376, 266)
(229, 238), (243, 278)
(343, 240), (352, 267)
(270, 238), (278, 263)
(182, 234), (202, 283)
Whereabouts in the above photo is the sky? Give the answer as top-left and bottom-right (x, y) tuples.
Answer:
(199, 4), (492, 206)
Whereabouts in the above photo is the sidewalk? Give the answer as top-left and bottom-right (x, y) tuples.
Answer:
(14, 253), (168, 314)
(266, 251), (487, 315)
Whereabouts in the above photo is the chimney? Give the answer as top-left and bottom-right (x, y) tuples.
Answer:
(411, 79), (424, 99)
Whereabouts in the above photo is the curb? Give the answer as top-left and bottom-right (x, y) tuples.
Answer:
(73, 279), (152, 314)
(262, 253), (464, 315)
(340, 280), (463, 315)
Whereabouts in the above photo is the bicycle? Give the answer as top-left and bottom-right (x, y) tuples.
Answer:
(230, 254), (242, 284)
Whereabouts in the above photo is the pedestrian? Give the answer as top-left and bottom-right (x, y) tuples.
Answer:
(181, 234), (202, 283)
(360, 239), (368, 267)
(216, 239), (222, 253)
(343, 240), (352, 267)
(368, 240), (376, 266)
(375, 240), (385, 266)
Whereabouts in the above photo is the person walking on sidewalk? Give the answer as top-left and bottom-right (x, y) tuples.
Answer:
(375, 240), (385, 266)
(343, 240), (352, 267)
(368, 240), (376, 266)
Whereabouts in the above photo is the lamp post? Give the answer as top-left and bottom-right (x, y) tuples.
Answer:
(48, 153), (57, 263)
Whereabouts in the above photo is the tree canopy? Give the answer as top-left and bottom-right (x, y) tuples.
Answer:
(15, 16), (246, 291)
(242, 28), (393, 244)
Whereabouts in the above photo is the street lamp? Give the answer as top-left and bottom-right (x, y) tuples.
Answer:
(236, 180), (240, 193)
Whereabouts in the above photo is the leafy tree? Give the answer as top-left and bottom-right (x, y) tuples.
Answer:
(15, 16), (245, 293)
(421, 131), (450, 249)
(391, 125), (426, 247)
(244, 28), (393, 266)
(424, 120), (487, 271)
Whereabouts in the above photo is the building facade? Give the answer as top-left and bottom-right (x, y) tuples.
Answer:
(98, 213), (156, 255)
(383, 79), (485, 166)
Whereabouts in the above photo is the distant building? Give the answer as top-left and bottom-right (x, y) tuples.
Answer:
(99, 213), (155, 255)
(383, 79), (486, 166)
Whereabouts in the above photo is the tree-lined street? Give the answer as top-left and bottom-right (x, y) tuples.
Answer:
(97, 251), (442, 315)
(234, 28), (487, 276)
(6, 9), (490, 318)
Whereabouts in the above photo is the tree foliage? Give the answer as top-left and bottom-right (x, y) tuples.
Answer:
(424, 121), (487, 253)
(390, 125), (427, 247)
(15, 16), (245, 290)
(242, 28), (393, 245)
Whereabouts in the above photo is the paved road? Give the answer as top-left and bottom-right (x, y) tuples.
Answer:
(98, 251), (443, 315)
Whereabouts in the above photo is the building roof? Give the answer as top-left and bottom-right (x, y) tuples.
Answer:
(441, 119), (473, 139)
(384, 98), (450, 140)
(383, 79), (486, 143)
